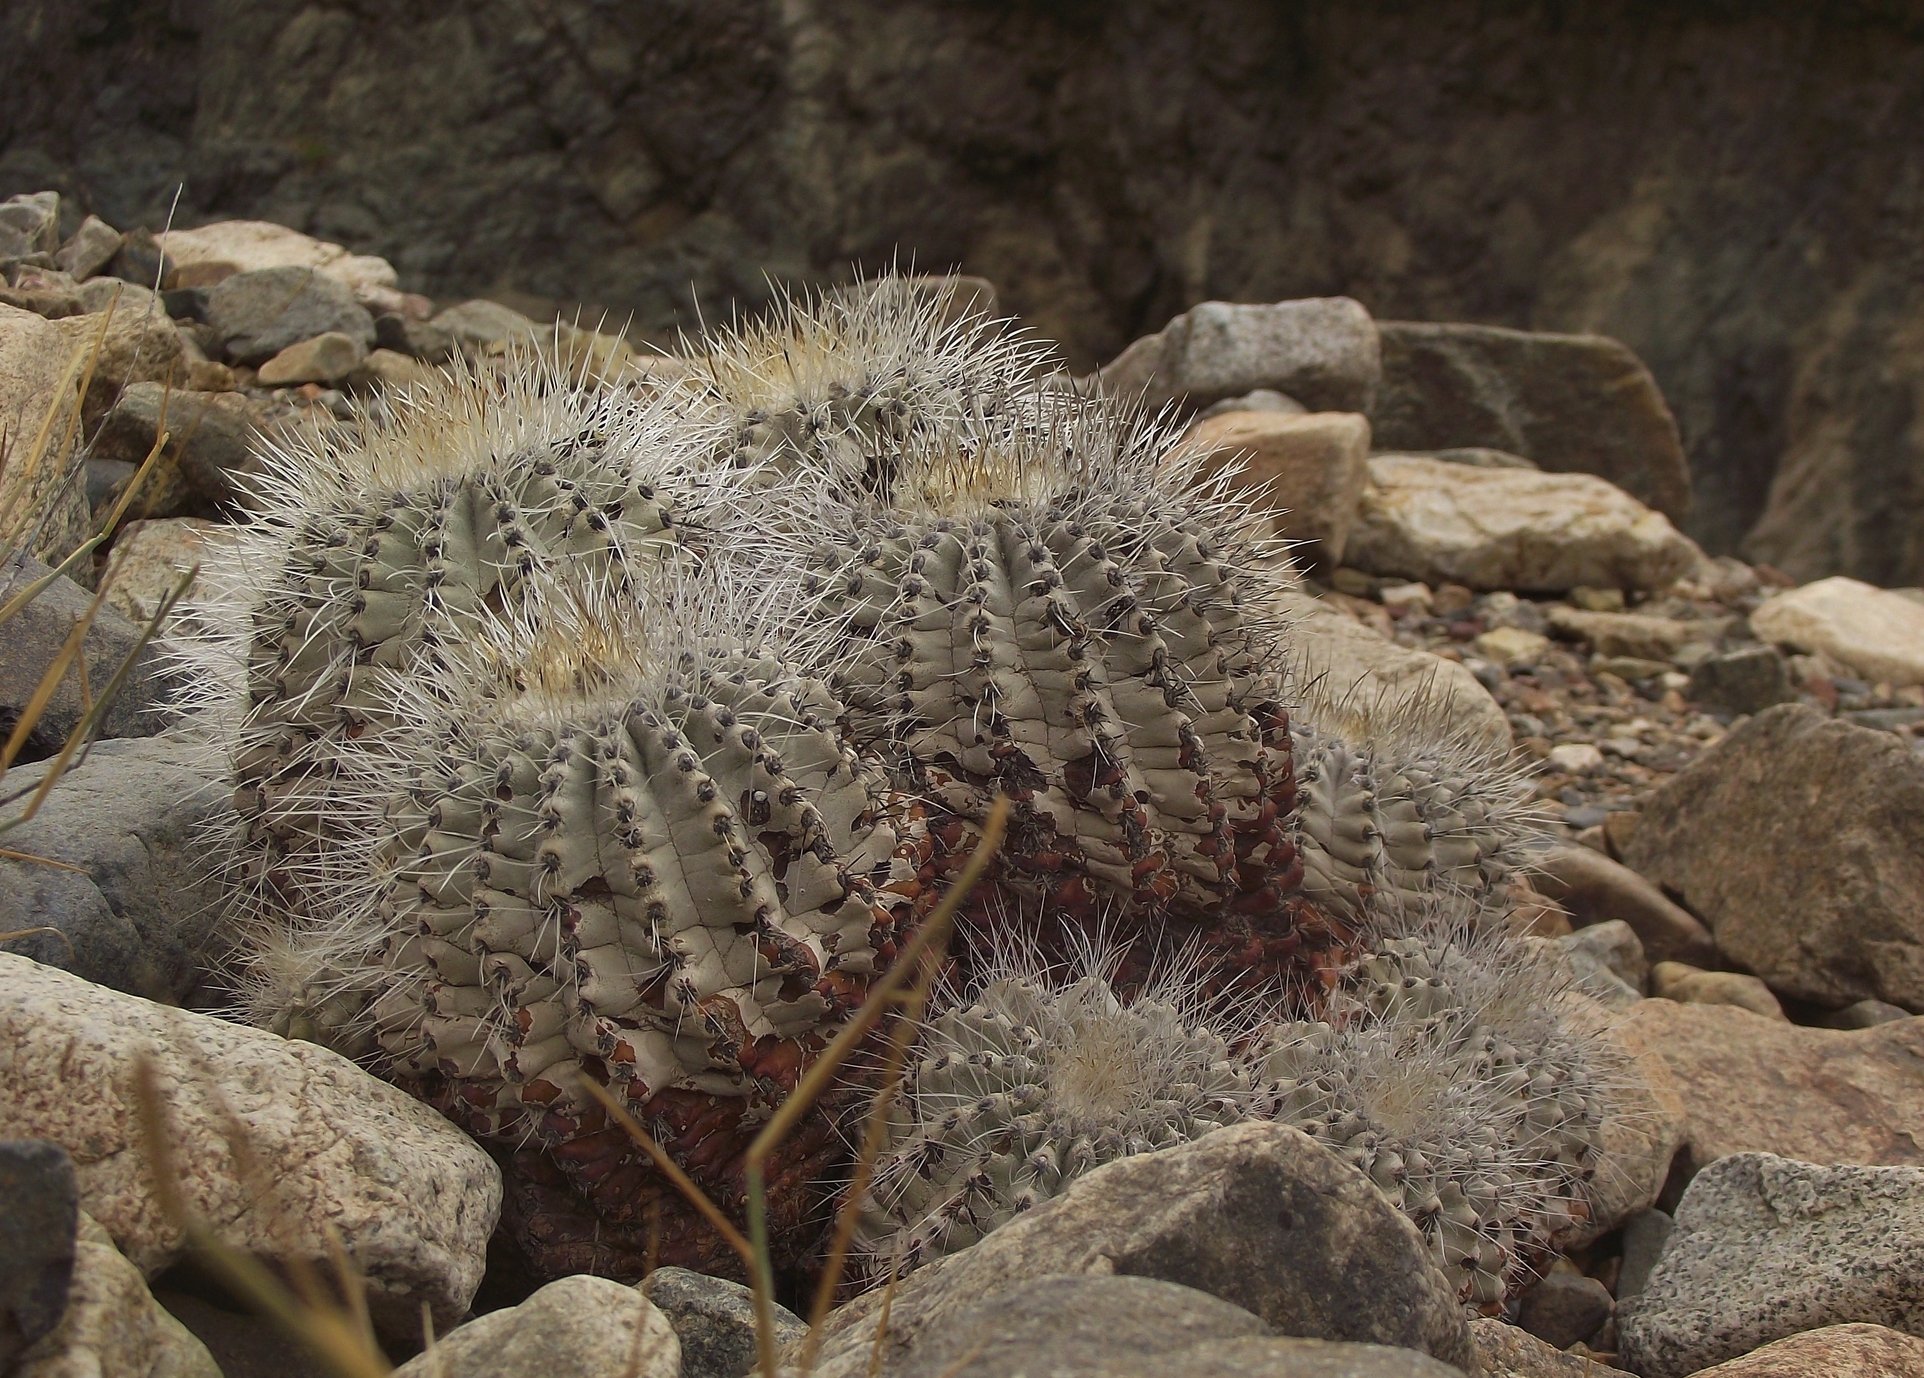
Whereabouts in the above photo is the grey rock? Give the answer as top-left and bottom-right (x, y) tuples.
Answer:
(104, 226), (171, 290)
(1469, 1318), (1595, 1377)
(870, 1275), (1461, 1378)
(643, 1266), (804, 1378)
(0, 1141), (79, 1367)
(1433, 446), (1539, 470)
(1369, 321), (1691, 520)
(1615, 1208), (1673, 1302)
(1198, 387), (1307, 419)
(375, 311), (455, 363)
(1099, 298), (1381, 416)
(84, 458), (136, 511)
(14, 1212), (219, 1378)
(1530, 845), (1718, 968)
(207, 265), (376, 365)
(1516, 1271), (1612, 1351)
(162, 285), (210, 323)
(90, 381), (263, 510)
(0, 734), (227, 1003)
(1687, 644), (1794, 716)
(803, 1123), (1474, 1378)
(1826, 999), (1913, 1029)
(1623, 703), (1924, 1012)
(1554, 919), (1647, 1005)
(52, 216), (123, 280)
(73, 273), (159, 319)
(0, 192), (61, 260)
(432, 299), (542, 358)
(391, 1275), (677, 1378)
(0, 552), (171, 755)
(1619, 1153), (1924, 1378)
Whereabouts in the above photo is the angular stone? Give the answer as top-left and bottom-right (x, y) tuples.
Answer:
(391, 1276), (678, 1378)
(804, 1123), (1474, 1378)
(1613, 1000), (1924, 1173)
(1616, 1209), (1674, 1302)
(1687, 644), (1795, 716)
(90, 382), (263, 513)
(1562, 998), (1688, 1250)
(104, 227), (172, 290)
(351, 346), (436, 389)
(1187, 410), (1371, 564)
(52, 301), (187, 429)
(432, 298), (543, 357)
(0, 265), (84, 318)
(1619, 1154), (1924, 1378)
(0, 192), (61, 259)
(1546, 606), (1691, 660)
(1650, 962), (1786, 1019)
(206, 265), (376, 365)
(1623, 703), (1924, 1011)
(1098, 298), (1381, 416)
(1475, 625), (1551, 668)
(0, 954), (501, 1341)
(1369, 321), (1691, 520)
(13, 1212), (219, 1378)
(52, 217), (123, 281)
(1531, 844), (1718, 967)
(1198, 388), (1307, 419)
(375, 311), (455, 362)
(0, 1141), (79, 1367)
(0, 305), (91, 563)
(1469, 1317), (1596, 1378)
(1346, 456), (1700, 593)
(643, 1267), (805, 1378)
(160, 220), (400, 302)
(1686, 1324), (1924, 1378)
(256, 329), (367, 385)
(1751, 576), (1924, 688)
(1556, 919), (1647, 996)
(1517, 1270), (1613, 1351)
(100, 518), (214, 625)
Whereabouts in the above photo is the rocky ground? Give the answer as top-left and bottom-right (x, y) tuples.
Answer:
(3, 190), (1923, 1378)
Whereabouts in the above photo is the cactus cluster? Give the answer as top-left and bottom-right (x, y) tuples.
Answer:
(180, 275), (1617, 1300)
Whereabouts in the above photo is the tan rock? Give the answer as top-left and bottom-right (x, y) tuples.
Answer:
(1475, 625), (1552, 668)
(1345, 455), (1700, 592)
(433, 299), (543, 357)
(52, 298), (187, 428)
(159, 220), (400, 304)
(392, 1276), (679, 1378)
(1470, 1317), (1597, 1377)
(1650, 962), (1786, 1019)
(14, 1212), (220, 1378)
(1562, 994), (1687, 1248)
(1529, 844), (1717, 969)
(0, 954), (502, 1342)
(1686, 1323), (1924, 1377)
(352, 346), (437, 389)
(1547, 606), (1692, 660)
(1187, 409), (1371, 564)
(1751, 576), (1924, 687)
(0, 304), (91, 562)
(256, 329), (367, 386)
(101, 518), (216, 624)
(1614, 999), (1924, 1173)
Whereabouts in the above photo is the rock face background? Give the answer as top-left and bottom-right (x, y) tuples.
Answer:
(6, 1), (1924, 579)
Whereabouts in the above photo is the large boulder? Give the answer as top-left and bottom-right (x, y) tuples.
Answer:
(1188, 410), (1372, 564)
(1613, 1000), (1924, 1175)
(1623, 703), (1924, 1012)
(0, 736), (225, 1003)
(0, 954), (502, 1342)
(1750, 576), (1924, 688)
(1097, 298), (1381, 416)
(803, 1122), (1474, 1378)
(1343, 456), (1700, 593)
(390, 1275), (679, 1378)
(1369, 322), (1691, 521)
(1619, 1153), (1924, 1378)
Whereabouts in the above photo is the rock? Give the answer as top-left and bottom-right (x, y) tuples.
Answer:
(1556, 918), (1647, 993)
(0, 1141), (79, 1367)
(1097, 298), (1381, 416)
(1187, 410), (1371, 564)
(100, 519), (215, 624)
(0, 305), (91, 562)
(643, 1266), (804, 1378)
(73, 274), (161, 320)
(1687, 644), (1795, 715)
(1432, 446), (1540, 470)
(0, 192), (61, 260)
(1616, 1209), (1674, 1302)
(105, 228), (173, 290)
(1650, 962), (1786, 1019)
(1545, 606), (1690, 660)
(1562, 1005), (1688, 1249)
(255, 330), (367, 386)
(160, 221), (401, 301)
(1750, 576), (1924, 687)
(1277, 588), (1511, 757)
(151, 1286), (331, 1378)
(90, 383), (263, 516)
(834, 1274), (1463, 1378)
(52, 302), (187, 429)
(0, 552), (172, 754)
(1619, 1153), (1924, 1378)
(1685, 1323), (1924, 1378)
(1529, 844), (1719, 967)
(803, 1122), (1474, 1378)
(1827, 999), (1913, 1030)
(0, 265), (84, 318)
(0, 954), (501, 1340)
(1345, 456), (1700, 593)
(1516, 1269), (1613, 1351)
(1197, 388), (1307, 419)
(1614, 1000), (1924, 1173)
(432, 299), (543, 357)
(1590, 653), (1671, 681)
(351, 346), (436, 389)
(1546, 741), (1603, 774)
(375, 312), (456, 362)
(1623, 703), (1924, 1011)
(53, 217), (123, 281)
(13, 1212), (219, 1378)
(391, 1275), (678, 1378)
(1368, 321), (1691, 520)
(1469, 1317), (1596, 1378)
(1475, 626), (1552, 669)
(206, 265), (377, 366)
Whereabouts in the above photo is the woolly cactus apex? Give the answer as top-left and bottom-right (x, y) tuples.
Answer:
(855, 948), (1261, 1277)
(793, 399), (1351, 999)
(681, 273), (1052, 496)
(1259, 900), (1616, 1308)
(170, 348), (778, 943)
